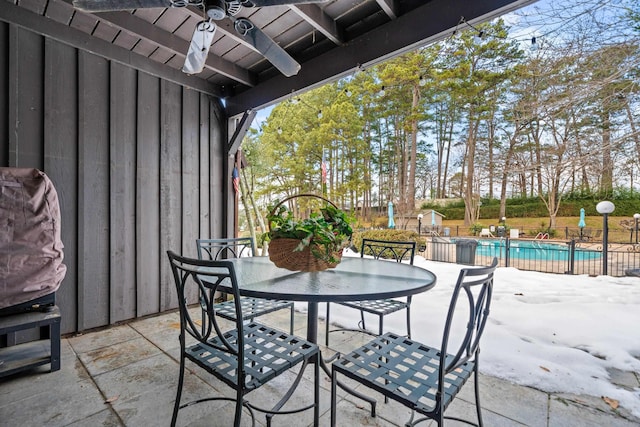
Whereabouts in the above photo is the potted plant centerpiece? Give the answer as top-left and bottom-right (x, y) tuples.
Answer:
(263, 194), (353, 272)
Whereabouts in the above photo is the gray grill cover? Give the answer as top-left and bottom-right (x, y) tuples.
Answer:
(0, 168), (66, 309)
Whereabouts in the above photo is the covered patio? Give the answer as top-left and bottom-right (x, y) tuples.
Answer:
(4, 1), (638, 426)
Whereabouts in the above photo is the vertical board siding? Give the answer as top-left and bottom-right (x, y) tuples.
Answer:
(210, 102), (225, 237)
(182, 88), (200, 303)
(159, 80), (183, 312)
(0, 25), (224, 334)
(136, 72), (161, 317)
(9, 27), (44, 169)
(0, 22), (8, 165)
(182, 88), (200, 259)
(110, 62), (137, 323)
(44, 39), (78, 333)
(78, 51), (110, 330)
(199, 95), (210, 239)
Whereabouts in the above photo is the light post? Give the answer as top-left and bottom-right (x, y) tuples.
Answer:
(634, 213), (640, 245)
(417, 213), (423, 235)
(596, 201), (615, 276)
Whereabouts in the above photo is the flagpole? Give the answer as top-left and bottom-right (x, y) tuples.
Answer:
(321, 149), (327, 198)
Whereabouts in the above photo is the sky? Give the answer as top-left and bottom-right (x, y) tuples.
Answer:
(302, 249), (640, 418)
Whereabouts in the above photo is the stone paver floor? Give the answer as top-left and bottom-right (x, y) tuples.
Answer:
(1, 309), (638, 426)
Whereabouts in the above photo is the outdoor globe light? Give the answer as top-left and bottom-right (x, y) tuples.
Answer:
(596, 201), (615, 275)
(596, 201), (615, 214)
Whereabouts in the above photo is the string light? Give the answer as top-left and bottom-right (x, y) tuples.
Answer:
(458, 16), (484, 44)
(530, 36), (537, 50)
(317, 110), (323, 119)
(474, 30), (484, 44)
(419, 76), (426, 86)
(378, 86), (385, 97)
(344, 88), (352, 97)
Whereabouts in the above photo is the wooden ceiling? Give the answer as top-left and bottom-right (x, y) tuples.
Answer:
(4, 0), (535, 117)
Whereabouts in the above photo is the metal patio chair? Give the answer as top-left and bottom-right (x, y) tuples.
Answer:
(167, 251), (319, 427)
(325, 239), (416, 347)
(197, 238), (295, 333)
(330, 258), (498, 427)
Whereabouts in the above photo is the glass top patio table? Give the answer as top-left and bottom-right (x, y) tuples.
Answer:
(226, 256), (437, 305)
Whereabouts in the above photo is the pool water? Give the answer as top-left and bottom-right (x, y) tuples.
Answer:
(474, 239), (601, 261)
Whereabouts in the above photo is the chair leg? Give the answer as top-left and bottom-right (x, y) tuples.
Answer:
(330, 368), (338, 427)
(474, 366), (484, 427)
(325, 303), (331, 347)
(171, 355), (186, 427)
(359, 309), (367, 330)
(314, 355), (320, 426)
(234, 388), (243, 427)
(406, 306), (411, 339)
(289, 305), (294, 334)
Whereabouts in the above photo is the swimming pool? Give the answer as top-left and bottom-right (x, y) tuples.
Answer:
(473, 239), (601, 262)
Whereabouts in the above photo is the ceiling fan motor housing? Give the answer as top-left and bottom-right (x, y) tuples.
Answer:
(206, 0), (227, 20)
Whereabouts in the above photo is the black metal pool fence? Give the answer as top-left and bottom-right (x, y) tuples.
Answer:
(426, 237), (640, 277)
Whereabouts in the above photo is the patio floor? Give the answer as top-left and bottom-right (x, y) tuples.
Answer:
(1, 308), (638, 426)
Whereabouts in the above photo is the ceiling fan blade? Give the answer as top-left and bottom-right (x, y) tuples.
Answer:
(247, 0), (329, 6)
(73, 0), (173, 12)
(182, 21), (217, 75)
(233, 18), (301, 77)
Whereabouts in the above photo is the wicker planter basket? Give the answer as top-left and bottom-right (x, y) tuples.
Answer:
(267, 194), (345, 272)
(268, 238), (343, 272)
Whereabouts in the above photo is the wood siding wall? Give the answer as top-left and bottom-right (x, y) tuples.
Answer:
(0, 23), (227, 334)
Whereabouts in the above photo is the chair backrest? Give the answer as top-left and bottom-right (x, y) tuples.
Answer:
(360, 238), (416, 265)
(439, 257), (498, 380)
(167, 251), (246, 364)
(196, 237), (254, 260)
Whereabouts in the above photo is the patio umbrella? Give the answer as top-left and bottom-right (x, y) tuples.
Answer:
(431, 210), (437, 226)
(578, 208), (586, 228)
(578, 208), (586, 240)
(388, 201), (395, 229)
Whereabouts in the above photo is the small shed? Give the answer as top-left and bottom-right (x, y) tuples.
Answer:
(405, 210), (446, 233)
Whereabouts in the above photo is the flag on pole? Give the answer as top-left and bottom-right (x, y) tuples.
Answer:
(321, 152), (327, 184)
(232, 166), (240, 194)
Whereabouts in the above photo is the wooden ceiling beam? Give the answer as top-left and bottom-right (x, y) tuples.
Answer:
(290, 4), (343, 45)
(375, 0), (398, 19)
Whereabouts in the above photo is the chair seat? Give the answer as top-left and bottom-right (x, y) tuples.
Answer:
(185, 322), (318, 391)
(215, 297), (294, 321)
(332, 332), (474, 412)
(337, 298), (408, 316)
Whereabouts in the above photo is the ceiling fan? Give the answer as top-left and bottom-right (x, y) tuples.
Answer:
(72, 0), (327, 77)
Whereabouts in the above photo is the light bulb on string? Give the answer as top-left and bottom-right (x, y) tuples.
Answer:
(419, 76), (426, 86)
(317, 110), (323, 119)
(277, 127), (282, 135)
(530, 36), (537, 50)
(345, 88), (352, 97)
(474, 30), (484, 44)
(378, 86), (385, 97)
